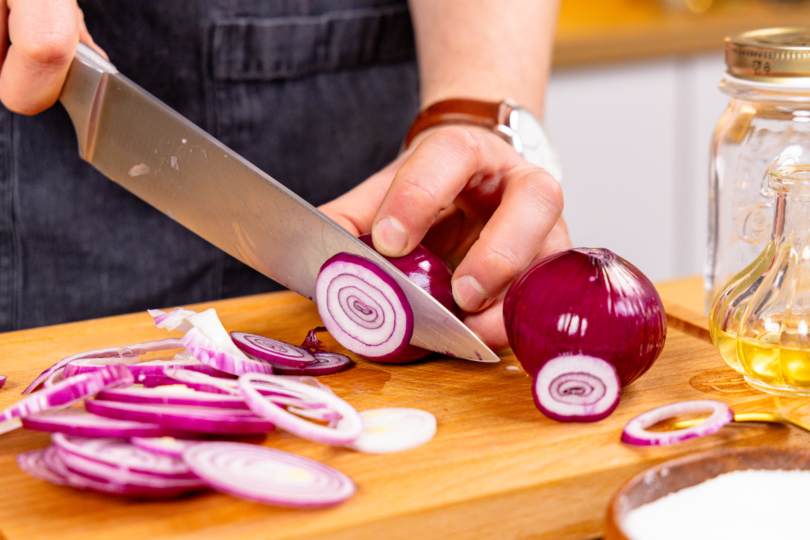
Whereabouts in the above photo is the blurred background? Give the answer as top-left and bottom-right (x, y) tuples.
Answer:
(544, 0), (810, 282)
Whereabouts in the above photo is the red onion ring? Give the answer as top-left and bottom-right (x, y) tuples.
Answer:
(183, 328), (275, 376)
(237, 373), (362, 445)
(130, 437), (199, 459)
(51, 433), (195, 479)
(621, 400), (734, 446)
(96, 386), (250, 410)
(17, 448), (68, 486)
(1, 365), (134, 422)
(24, 339), (180, 394)
(85, 399), (276, 435)
(21, 409), (180, 438)
(183, 442), (355, 507)
(269, 352), (352, 376)
(230, 332), (316, 368)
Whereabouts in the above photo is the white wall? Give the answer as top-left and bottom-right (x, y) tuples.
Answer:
(544, 52), (728, 282)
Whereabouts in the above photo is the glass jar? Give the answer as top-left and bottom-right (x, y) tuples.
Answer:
(706, 28), (810, 313)
(710, 163), (810, 396)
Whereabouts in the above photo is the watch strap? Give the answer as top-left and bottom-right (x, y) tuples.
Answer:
(403, 98), (512, 149)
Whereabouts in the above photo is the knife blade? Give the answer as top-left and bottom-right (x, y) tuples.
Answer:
(58, 44), (499, 363)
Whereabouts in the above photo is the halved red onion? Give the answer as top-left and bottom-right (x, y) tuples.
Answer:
(344, 408), (437, 454)
(85, 399), (276, 435)
(95, 386), (249, 410)
(130, 437), (199, 459)
(17, 448), (68, 486)
(1, 365), (134, 422)
(315, 253), (414, 361)
(621, 400), (734, 446)
(46, 444), (206, 498)
(230, 331), (316, 368)
(532, 355), (621, 423)
(51, 433), (195, 479)
(183, 442), (355, 507)
(21, 409), (179, 438)
(23, 339), (181, 394)
(238, 373), (362, 445)
(269, 352), (352, 376)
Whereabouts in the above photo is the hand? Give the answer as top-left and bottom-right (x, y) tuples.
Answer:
(319, 126), (571, 351)
(0, 0), (106, 115)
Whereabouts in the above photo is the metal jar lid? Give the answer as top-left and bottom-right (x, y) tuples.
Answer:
(726, 27), (810, 81)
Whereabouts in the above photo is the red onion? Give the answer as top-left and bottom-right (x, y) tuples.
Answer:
(95, 386), (250, 410)
(237, 373), (362, 445)
(17, 448), (69, 486)
(269, 352), (352, 376)
(621, 400), (734, 446)
(0, 375), (6, 389)
(130, 437), (199, 459)
(84, 400), (277, 435)
(230, 331), (315, 368)
(21, 409), (181, 438)
(504, 248), (666, 422)
(182, 442), (355, 507)
(1, 365), (134, 422)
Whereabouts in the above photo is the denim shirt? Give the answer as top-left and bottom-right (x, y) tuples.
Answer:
(0, 0), (418, 330)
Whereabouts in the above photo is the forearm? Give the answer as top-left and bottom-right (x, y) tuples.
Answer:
(407, 0), (559, 117)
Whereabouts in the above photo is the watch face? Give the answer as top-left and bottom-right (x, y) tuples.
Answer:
(510, 107), (562, 182)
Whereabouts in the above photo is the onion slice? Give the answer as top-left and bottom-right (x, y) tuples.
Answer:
(532, 355), (621, 422)
(1, 365), (133, 422)
(21, 409), (180, 438)
(17, 448), (68, 486)
(230, 332), (316, 368)
(183, 442), (355, 507)
(96, 386), (250, 410)
(85, 399), (276, 435)
(238, 373), (362, 445)
(315, 253), (414, 361)
(345, 408), (437, 454)
(621, 400), (734, 446)
(0, 375), (6, 390)
(130, 437), (199, 459)
(51, 433), (195, 479)
(269, 352), (352, 376)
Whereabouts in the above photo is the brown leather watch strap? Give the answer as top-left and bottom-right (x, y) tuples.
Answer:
(403, 98), (510, 149)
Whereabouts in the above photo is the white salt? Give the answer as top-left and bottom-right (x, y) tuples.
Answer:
(622, 469), (810, 540)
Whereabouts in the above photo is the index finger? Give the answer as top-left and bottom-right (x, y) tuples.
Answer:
(0, 0), (79, 115)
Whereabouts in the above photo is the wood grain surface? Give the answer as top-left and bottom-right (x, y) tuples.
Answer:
(1, 282), (809, 540)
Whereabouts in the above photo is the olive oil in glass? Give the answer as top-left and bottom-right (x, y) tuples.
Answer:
(710, 164), (810, 396)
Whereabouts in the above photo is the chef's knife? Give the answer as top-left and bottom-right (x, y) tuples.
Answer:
(58, 44), (499, 363)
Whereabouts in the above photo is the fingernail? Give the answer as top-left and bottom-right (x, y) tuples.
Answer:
(373, 217), (409, 256)
(452, 275), (488, 312)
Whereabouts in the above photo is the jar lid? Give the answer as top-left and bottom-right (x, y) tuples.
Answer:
(726, 27), (810, 82)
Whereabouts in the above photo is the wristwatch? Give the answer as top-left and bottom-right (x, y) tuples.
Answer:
(403, 98), (562, 182)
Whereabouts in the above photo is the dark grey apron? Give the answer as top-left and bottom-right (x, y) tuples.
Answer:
(0, 0), (418, 330)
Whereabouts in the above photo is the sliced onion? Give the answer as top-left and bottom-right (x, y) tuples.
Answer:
(17, 448), (68, 486)
(21, 409), (180, 438)
(96, 386), (250, 410)
(0, 375), (6, 389)
(130, 437), (199, 459)
(85, 399), (276, 435)
(238, 373), (362, 445)
(183, 327), (275, 376)
(1, 365), (134, 422)
(183, 442), (355, 507)
(46, 444), (205, 498)
(315, 253), (414, 361)
(532, 355), (621, 423)
(148, 307), (197, 332)
(621, 400), (734, 446)
(269, 352), (352, 376)
(230, 331), (316, 368)
(51, 433), (195, 479)
(344, 408), (437, 454)
(23, 339), (180, 394)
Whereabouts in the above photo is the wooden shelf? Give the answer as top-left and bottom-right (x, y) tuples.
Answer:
(555, 0), (810, 67)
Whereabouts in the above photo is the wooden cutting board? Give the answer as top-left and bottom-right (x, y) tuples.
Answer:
(1, 281), (809, 540)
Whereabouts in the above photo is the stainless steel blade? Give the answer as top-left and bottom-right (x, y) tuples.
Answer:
(58, 44), (499, 363)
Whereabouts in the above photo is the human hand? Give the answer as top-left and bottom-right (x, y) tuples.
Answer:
(319, 126), (570, 351)
(0, 0), (106, 115)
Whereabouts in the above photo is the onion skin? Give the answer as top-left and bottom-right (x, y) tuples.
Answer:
(504, 248), (666, 387)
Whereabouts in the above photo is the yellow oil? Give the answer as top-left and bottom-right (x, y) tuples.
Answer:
(734, 335), (810, 390)
(711, 328), (744, 374)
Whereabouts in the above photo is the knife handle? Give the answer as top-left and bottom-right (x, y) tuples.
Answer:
(59, 43), (119, 161)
